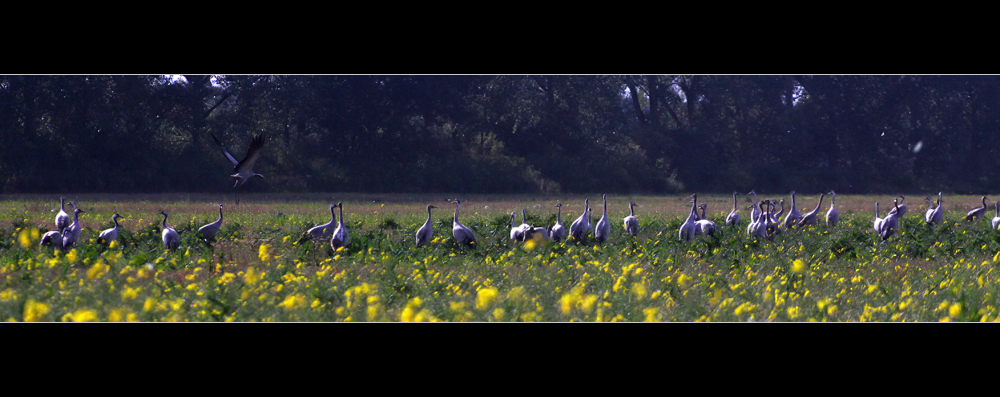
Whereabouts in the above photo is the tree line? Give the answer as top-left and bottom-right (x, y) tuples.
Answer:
(1, 75), (997, 195)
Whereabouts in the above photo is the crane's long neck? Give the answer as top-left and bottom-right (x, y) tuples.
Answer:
(700, 206), (706, 219)
(113, 216), (119, 229)
(629, 202), (635, 217)
(603, 195), (608, 217)
(427, 207), (434, 224)
(831, 192), (836, 207)
(875, 203), (880, 218)
(557, 206), (562, 223)
(330, 206), (337, 224)
(61, 198), (66, 211)
(454, 202), (460, 223)
(162, 213), (168, 228)
(522, 209), (527, 225)
(339, 204), (345, 226)
(511, 213), (517, 228)
(732, 193), (738, 211)
(218, 206), (224, 222)
(814, 194), (825, 212)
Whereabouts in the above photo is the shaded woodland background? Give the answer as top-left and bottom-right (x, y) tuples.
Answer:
(1, 75), (997, 195)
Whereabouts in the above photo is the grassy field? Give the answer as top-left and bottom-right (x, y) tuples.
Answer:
(2, 193), (999, 322)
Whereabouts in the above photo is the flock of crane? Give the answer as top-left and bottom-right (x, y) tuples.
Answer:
(29, 134), (1000, 252)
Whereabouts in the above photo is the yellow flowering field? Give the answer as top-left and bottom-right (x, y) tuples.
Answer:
(2, 194), (1000, 322)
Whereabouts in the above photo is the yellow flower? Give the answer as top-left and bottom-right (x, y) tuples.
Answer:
(244, 267), (261, 285)
(258, 244), (271, 262)
(280, 294), (308, 311)
(492, 308), (506, 321)
(86, 261), (107, 280)
(476, 287), (499, 310)
(643, 307), (659, 322)
(677, 273), (692, 289)
(108, 308), (131, 322)
(949, 303), (962, 318)
(791, 259), (806, 274)
(631, 282), (648, 300)
(69, 309), (98, 322)
(23, 300), (51, 322)
(18, 228), (34, 249)
(66, 249), (79, 265)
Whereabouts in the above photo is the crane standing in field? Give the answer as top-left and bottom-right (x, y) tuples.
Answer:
(966, 196), (990, 222)
(305, 204), (338, 241)
(570, 199), (591, 241)
(826, 191), (839, 227)
(551, 203), (566, 242)
(873, 202), (884, 235)
(696, 203), (717, 237)
(798, 193), (826, 227)
(97, 214), (124, 245)
(331, 202), (350, 250)
(159, 210), (180, 251)
(509, 212), (523, 242)
(992, 202), (1000, 231)
(781, 191), (803, 229)
(879, 199), (901, 241)
(594, 194), (611, 243)
(451, 200), (476, 247)
(55, 197), (71, 234)
(679, 194), (698, 242)
(927, 192), (943, 225)
(62, 207), (85, 249)
(725, 192), (740, 228)
(211, 133), (266, 205)
(416, 205), (437, 247)
(197, 204), (225, 245)
(624, 201), (639, 236)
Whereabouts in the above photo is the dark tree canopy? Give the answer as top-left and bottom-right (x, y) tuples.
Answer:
(0, 75), (996, 195)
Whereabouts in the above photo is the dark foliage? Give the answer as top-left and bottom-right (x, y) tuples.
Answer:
(1, 75), (996, 195)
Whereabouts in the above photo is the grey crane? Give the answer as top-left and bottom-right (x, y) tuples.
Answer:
(798, 193), (826, 227)
(888, 195), (908, 217)
(55, 197), (71, 234)
(927, 192), (943, 225)
(97, 213), (123, 245)
(62, 207), (85, 249)
(826, 191), (839, 227)
(416, 205), (437, 247)
(331, 202), (350, 250)
(966, 196), (989, 222)
(159, 210), (180, 251)
(451, 200), (476, 247)
(679, 194), (698, 241)
(41, 230), (63, 247)
(197, 204), (224, 243)
(873, 202), (884, 235)
(879, 199), (901, 241)
(993, 202), (1000, 232)
(624, 201), (639, 236)
(725, 192), (740, 227)
(212, 133), (266, 205)
(306, 204), (338, 240)
(696, 203), (717, 237)
(780, 191), (803, 229)
(569, 199), (591, 241)
(594, 194), (611, 243)
(551, 203), (566, 242)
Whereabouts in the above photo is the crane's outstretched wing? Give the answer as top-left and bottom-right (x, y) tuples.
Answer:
(212, 134), (240, 167)
(235, 134), (266, 174)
